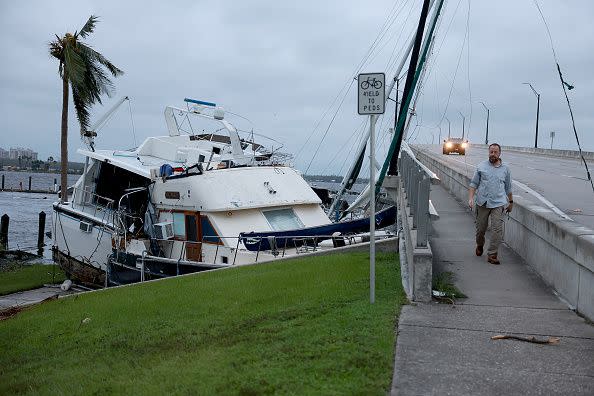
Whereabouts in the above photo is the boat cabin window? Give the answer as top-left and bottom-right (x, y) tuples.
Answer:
(201, 215), (222, 245)
(263, 208), (304, 231)
(172, 213), (186, 238)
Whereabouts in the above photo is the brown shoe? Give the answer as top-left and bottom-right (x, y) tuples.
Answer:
(475, 245), (484, 256)
(487, 255), (500, 265)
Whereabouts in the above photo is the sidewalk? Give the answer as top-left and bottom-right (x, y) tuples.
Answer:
(0, 285), (78, 312)
(391, 184), (594, 395)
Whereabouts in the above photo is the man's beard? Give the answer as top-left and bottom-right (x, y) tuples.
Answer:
(489, 155), (498, 163)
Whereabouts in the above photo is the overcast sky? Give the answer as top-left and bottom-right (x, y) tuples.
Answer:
(1, 0), (592, 175)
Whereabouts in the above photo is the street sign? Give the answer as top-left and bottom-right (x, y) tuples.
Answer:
(358, 73), (385, 115)
(356, 72), (385, 303)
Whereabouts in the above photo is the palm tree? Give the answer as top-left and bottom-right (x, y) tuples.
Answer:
(49, 16), (123, 203)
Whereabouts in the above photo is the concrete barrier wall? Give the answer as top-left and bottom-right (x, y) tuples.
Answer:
(470, 143), (594, 161)
(411, 147), (594, 321)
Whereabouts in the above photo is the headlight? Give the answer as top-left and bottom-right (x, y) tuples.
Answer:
(461, 142), (468, 148)
(446, 142), (453, 148)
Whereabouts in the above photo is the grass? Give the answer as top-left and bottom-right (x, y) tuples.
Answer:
(0, 252), (405, 395)
(433, 271), (467, 299)
(0, 263), (66, 296)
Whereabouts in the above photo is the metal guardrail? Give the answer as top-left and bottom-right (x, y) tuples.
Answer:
(399, 144), (440, 247)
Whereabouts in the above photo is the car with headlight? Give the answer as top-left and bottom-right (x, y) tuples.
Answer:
(443, 138), (468, 155)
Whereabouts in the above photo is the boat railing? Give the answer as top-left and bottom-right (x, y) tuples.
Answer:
(147, 231), (393, 266)
(72, 186), (115, 221)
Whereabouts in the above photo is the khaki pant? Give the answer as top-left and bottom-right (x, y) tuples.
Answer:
(475, 204), (505, 256)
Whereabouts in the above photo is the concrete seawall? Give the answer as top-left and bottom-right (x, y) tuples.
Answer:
(412, 146), (594, 321)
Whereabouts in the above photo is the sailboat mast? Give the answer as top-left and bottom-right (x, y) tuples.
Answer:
(388, 0), (432, 175)
(327, 0), (437, 217)
(376, 0), (446, 194)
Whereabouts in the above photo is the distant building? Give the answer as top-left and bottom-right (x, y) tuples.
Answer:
(0, 147), (8, 159)
(9, 147), (38, 160)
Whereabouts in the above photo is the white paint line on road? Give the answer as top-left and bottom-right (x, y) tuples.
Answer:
(511, 180), (573, 221)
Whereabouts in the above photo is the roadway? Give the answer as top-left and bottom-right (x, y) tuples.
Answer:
(413, 144), (594, 230)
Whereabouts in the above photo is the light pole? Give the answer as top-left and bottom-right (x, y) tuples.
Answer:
(480, 101), (490, 145)
(458, 111), (465, 139)
(523, 82), (540, 148)
(445, 117), (451, 138)
(438, 125), (442, 144)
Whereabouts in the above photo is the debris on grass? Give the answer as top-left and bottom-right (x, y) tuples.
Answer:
(432, 271), (467, 301)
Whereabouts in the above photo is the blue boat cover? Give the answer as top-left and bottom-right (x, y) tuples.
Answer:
(239, 205), (396, 252)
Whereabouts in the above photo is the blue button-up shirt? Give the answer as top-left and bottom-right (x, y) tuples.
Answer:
(469, 160), (512, 208)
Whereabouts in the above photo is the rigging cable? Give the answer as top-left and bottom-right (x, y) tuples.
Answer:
(425, 0), (465, 127)
(465, 0), (473, 140)
(436, 3), (467, 127)
(532, 0), (594, 194)
(128, 99), (137, 148)
(304, 78), (356, 174)
(301, 0), (414, 173)
(320, 119), (368, 176)
(460, 0), (472, 177)
(295, 0), (404, 164)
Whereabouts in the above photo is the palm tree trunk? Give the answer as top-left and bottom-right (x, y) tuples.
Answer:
(60, 75), (69, 204)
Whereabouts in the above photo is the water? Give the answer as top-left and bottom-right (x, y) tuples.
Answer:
(0, 170), (78, 191)
(0, 192), (55, 251)
(0, 171), (79, 253)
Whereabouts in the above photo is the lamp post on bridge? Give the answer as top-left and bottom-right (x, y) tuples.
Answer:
(480, 101), (490, 145)
(523, 82), (540, 148)
(445, 117), (451, 138)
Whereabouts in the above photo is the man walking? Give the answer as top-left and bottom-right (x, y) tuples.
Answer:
(468, 143), (513, 264)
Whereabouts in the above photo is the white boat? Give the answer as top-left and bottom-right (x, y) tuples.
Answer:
(52, 98), (394, 286)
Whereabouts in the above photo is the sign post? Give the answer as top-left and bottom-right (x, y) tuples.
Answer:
(358, 72), (385, 304)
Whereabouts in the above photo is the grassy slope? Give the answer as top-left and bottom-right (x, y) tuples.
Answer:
(0, 252), (405, 395)
(0, 264), (66, 296)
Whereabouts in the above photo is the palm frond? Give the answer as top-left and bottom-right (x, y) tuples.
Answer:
(78, 15), (98, 39)
(62, 43), (86, 86)
(49, 36), (63, 58)
(51, 15), (123, 135)
(71, 84), (92, 131)
(77, 43), (124, 77)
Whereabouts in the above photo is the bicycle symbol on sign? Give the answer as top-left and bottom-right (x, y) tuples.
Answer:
(360, 77), (383, 90)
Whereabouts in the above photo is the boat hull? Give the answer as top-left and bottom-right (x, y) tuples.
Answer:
(107, 252), (228, 285)
(52, 246), (106, 286)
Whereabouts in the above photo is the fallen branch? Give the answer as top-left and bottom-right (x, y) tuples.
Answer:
(491, 334), (560, 345)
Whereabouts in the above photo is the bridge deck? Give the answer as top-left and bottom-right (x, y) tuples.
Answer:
(419, 144), (594, 230)
(391, 184), (594, 395)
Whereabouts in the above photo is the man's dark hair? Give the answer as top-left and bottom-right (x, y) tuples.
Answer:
(489, 143), (501, 153)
